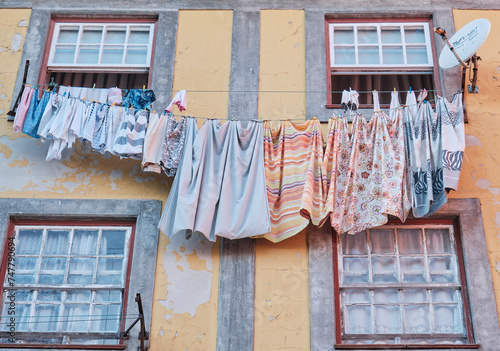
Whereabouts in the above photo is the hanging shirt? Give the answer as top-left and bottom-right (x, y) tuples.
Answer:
(142, 112), (170, 173)
(13, 85), (35, 132)
(159, 118), (270, 242)
(23, 89), (50, 139)
(160, 114), (187, 177)
(262, 118), (324, 242)
(103, 105), (126, 155)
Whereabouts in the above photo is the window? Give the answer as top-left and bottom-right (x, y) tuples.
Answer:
(334, 220), (473, 346)
(39, 19), (157, 89)
(325, 18), (441, 108)
(0, 220), (135, 346)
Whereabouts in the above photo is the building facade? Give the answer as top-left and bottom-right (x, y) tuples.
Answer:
(1, 1), (500, 350)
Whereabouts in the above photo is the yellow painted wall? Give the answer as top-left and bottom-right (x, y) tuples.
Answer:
(149, 10), (232, 351)
(451, 9), (500, 321)
(255, 10), (310, 351)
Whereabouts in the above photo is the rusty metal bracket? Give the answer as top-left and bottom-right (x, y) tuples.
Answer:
(121, 293), (149, 351)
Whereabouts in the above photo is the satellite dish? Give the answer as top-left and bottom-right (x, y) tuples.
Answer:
(438, 18), (491, 69)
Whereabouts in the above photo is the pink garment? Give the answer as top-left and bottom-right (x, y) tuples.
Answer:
(165, 90), (187, 113)
(13, 86), (35, 132)
(142, 112), (169, 173)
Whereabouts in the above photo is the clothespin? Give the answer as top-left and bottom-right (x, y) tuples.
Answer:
(142, 85), (145, 92)
(153, 110), (156, 114)
(394, 87), (397, 93)
(92, 83), (95, 91)
(111, 102), (116, 107)
(409, 86), (412, 93)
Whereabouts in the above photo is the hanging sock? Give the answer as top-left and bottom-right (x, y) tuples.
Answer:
(389, 90), (400, 120)
(372, 90), (381, 112)
(261, 118), (324, 242)
(159, 118), (270, 242)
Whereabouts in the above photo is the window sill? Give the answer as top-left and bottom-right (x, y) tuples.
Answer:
(0, 344), (126, 350)
(334, 344), (480, 349)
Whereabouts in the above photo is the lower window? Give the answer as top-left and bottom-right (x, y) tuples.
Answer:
(0, 220), (135, 346)
(334, 220), (473, 346)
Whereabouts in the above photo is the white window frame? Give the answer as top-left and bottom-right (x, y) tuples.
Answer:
(328, 22), (434, 69)
(47, 22), (155, 72)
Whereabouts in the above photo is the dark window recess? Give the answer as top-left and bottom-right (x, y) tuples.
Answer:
(330, 73), (435, 108)
(47, 71), (149, 90)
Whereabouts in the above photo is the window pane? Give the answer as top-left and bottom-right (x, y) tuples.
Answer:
(57, 27), (79, 44)
(62, 305), (90, 332)
(401, 256), (426, 283)
(381, 27), (402, 43)
(434, 305), (463, 333)
(53, 46), (76, 64)
(96, 258), (124, 285)
(382, 46), (404, 64)
(372, 257), (398, 283)
(81, 28), (103, 44)
(432, 289), (457, 303)
(1, 303), (30, 331)
(33, 305), (60, 331)
(44, 230), (70, 255)
(66, 290), (91, 302)
(346, 305), (373, 334)
(37, 290), (62, 302)
(128, 29), (150, 44)
(403, 289), (428, 303)
(375, 305), (402, 334)
(104, 28), (126, 44)
(357, 27), (378, 44)
(359, 46), (379, 64)
(17, 229), (43, 254)
(334, 46), (355, 65)
(398, 229), (423, 254)
(39, 257), (67, 284)
(344, 289), (370, 303)
(426, 228), (452, 254)
(404, 305), (430, 333)
(334, 28), (354, 44)
(374, 289), (399, 303)
(72, 230), (98, 255)
(102, 46), (124, 64)
(77, 46), (100, 64)
(343, 231), (367, 255)
(405, 26), (426, 44)
(343, 257), (369, 284)
(91, 304), (121, 332)
(370, 229), (395, 254)
(15, 256), (39, 284)
(406, 46), (428, 64)
(429, 256), (456, 283)
(9, 289), (34, 302)
(100, 230), (126, 255)
(68, 258), (95, 284)
(125, 46), (148, 64)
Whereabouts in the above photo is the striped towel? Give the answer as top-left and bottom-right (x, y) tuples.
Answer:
(262, 118), (324, 242)
(112, 109), (148, 159)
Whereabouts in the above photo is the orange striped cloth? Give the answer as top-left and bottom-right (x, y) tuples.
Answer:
(260, 118), (324, 242)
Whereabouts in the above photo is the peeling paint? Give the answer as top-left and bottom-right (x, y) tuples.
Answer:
(475, 179), (491, 190)
(465, 134), (482, 146)
(496, 261), (500, 273)
(159, 232), (213, 320)
(496, 212), (500, 228)
(10, 33), (23, 53)
(18, 20), (27, 27)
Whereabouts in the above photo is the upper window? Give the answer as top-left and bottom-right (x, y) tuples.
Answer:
(334, 220), (473, 346)
(0, 220), (134, 346)
(325, 18), (441, 108)
(40, 19), (157, 90)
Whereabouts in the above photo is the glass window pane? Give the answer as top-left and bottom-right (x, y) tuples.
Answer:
(403, 289), (428, 303)
(8, 289), (34, 302)
(359, 46), (379, 64)
(1, 303), (30, 331)
(128, 29), (150, 44)
(375, 305), (402, 334)
(81, 28), (103, 44)
(381, 27), (402, 43)
(334, 28), (354, 44)
(429, 256), (456, 283)
(15, 256), (39, 284)
(405, 26), (426, 43)
(406, 46), (429, 64)
(102, 46), (124, 64)
(53, 46), (76, 64)
(372, 257), (398, 283)
(39, 257), (67, 284)
(57, 27), (79, 44)
(343, 257), (369, 284)
(33, 305), (60, 331)
(125, 46), (148, 64)
(96, 258), (124, 285)
(17, 229), (43, 254)
(344, 289), (370, 303)
(346, 305), (373, 334)
(91, 304), (121, 332)
(66, 290), (91, 302)
(77, 46), (100, 64)
(104, 28), (126, 44)
(100, 230), (127, 255)
(374, 289), (399, 303)
(342, 231), (367, 255)
(96, 290), (122, 302)
(334, 46), (355, 65)
(398, 229), (423, 254)
(432, 289), (458, 303)
(401, 256), (426, 283)
(370, 229), (395, 254)
(62, 304), (90, 332)
(404, 305), (430, 333)
(382, 46), (404, 64)
(426, 228), (452, 254)
(37, 290), (62, 302)
(357, 27), (378, 44)
(44, 230), (70, 255)
(434, 305), (463, 333)
(68, 258), (95, 284)
(72, 229), (98, 255)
